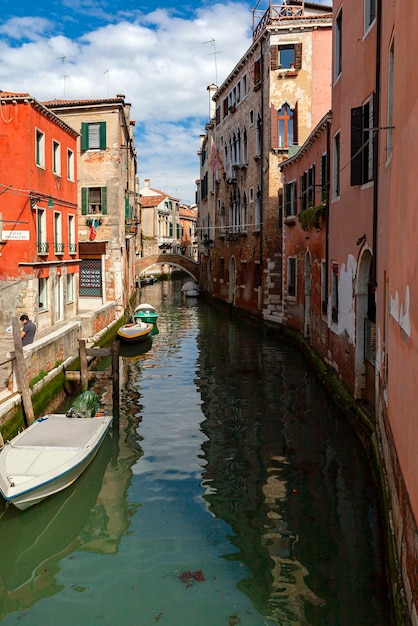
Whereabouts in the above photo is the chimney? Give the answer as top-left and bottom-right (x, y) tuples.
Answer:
(207, 84), (217, 120)
(144, 178), (150, 188)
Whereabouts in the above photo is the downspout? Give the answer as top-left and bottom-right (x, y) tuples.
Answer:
(371, 0), (382, 293)
(325, 114), (331, 317)
(259, 41), (265, 316)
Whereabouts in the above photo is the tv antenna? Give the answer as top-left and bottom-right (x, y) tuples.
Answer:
(202, 38), (221, 85)
(57, 56), (69, 97)
(103, 69), (110, 96)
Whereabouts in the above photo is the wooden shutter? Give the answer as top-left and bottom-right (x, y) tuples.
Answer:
(81, 123), (88, 151)
(81, 188), (88, 215)
(294, 43), (302, 70)
(351, 106), (363, 186)
(270, 45), (279, 70)
(125, 197), (130, 218)
(270, 104), (278, 149)
(99, 122), (106, 149)
(101, 187), (107, 214)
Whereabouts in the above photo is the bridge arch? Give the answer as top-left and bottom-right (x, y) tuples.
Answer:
(136, 253), (200, 282)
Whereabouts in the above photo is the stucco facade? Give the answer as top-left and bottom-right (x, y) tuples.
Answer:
(0, 91), (79, 332)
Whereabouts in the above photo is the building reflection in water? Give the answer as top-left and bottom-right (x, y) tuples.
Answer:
(196, 311), (387, 625)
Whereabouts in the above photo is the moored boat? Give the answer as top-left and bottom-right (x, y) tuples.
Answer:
(181, 281), (200, 297)
(133, 303), (159, 325)
(117, 320), (154, 342)
(0, 407), (113, 510)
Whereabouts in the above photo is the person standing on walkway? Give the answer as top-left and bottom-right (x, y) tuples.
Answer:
(20, 314), (36, 346)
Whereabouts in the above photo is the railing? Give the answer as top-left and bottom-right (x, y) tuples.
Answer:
(54, 242), (64, 255)
(68, 243), (77, 254)
(253, 2), (305, 41)
(37, 242), (49, 255)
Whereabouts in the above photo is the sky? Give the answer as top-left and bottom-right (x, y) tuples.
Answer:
(0, 0), (331, 205)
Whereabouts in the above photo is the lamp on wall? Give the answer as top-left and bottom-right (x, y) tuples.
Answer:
(48, 197), (54, 208)
(356, 234), (366, 246)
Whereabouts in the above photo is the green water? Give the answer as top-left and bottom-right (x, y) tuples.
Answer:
(0, 279), (394, 625)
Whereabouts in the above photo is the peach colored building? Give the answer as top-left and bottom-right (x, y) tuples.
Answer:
(279, 0), (418, 619)
(0, 91), (79, 332)
(179, 204), (198, 260)
(376, 0), (418, 620)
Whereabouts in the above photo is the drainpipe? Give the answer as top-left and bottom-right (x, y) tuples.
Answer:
(371, 0), (382, 296)
(259, 42), (265, 316)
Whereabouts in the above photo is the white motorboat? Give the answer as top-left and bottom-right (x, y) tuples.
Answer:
(0, 412), (113, 510)
(117, 320), (154, 342)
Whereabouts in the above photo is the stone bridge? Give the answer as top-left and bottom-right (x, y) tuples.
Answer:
(136, 253), (200, 282)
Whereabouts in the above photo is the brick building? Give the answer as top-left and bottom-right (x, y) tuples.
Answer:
(197, 1), (332, 318)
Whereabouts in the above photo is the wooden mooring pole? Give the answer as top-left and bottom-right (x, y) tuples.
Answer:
(12, 317), (35, 426)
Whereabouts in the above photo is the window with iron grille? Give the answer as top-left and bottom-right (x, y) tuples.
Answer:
(80, 258), (102, 296)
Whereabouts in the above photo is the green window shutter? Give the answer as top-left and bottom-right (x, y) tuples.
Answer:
(81, 123), (88, 151)
(176, 224), (180, 238)
(99, 122), (106, 149)
(169, 223), (173, 237)
(125, 197), (130, 218)
(81, 188), (88, 215)
(101, 187), (107, 214)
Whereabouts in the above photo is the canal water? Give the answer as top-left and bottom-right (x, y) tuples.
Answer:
(0, 278), (394, 625)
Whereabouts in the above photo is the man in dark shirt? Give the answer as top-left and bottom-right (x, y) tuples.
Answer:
(20, 314), (36, 346)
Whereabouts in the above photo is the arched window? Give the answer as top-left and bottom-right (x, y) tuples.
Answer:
(241, 192), (247, 233)
(278, 103), (294, 148)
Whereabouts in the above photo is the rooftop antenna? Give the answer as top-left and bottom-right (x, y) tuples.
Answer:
(202, 38), (221, 85)
(103, 69), (110, 96)
(57, 56), (68, 97)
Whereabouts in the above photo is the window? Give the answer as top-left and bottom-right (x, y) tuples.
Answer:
(256, 114), (262, 156)
(249, 187), (254, 203)
(334, 9), (342, 80)
(66, 273), (74, 303)
(249, 109), (254, 126)
(271, 43), (302, 70)
(54, 212), (64, 255)
(80, 258), (102, 296)
(37, 208), (48, 255)
(35, 129), (45, 168)
(284, 180), (297, 217)
(243, 128), (248, 164)
(52, 140), (61, 175)
(219, 257), (225, 281)
(364, 0), (376, 33)
(287, 257), (296, 297)
(81, 122), (106, 150)
(253, 58), (262, 87)
(81, 187), (107, 215)
(241, 192), (247, 232)
(320, 152), (328, 201)
(300, 172), (308, 212)
(67, 149), (74, 181)
(333, 132), (341, 199)
(39, 277), (48, 310)
(255, 186), (262, 229)
(68, 214), (77, 254)
(350, 94), (375, 186)
(278, 104), (294, 148)
(387, 38), (394, 161)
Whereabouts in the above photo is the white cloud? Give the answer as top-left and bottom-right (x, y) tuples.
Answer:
(0, 3), (253, 203)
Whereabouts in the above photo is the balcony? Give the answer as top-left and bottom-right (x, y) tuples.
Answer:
(125, 218), (138, 235)
(37, 242), (49, 255)
(68, 242), (77, 255)
(54, 242), (64, 255)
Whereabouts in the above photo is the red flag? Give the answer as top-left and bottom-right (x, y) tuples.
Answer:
(89, 224), (97, 240)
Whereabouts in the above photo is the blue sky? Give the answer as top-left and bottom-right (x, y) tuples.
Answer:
(0, 1), (331, 204)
